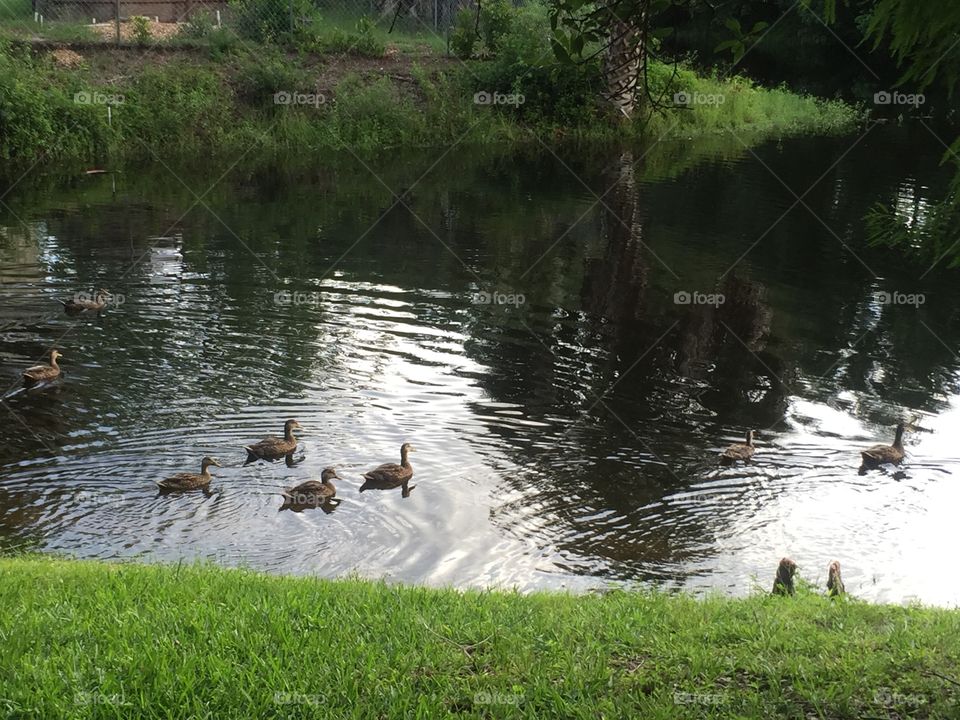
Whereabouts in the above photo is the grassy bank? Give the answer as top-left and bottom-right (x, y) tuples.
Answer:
(0, 26), (861, 164)
(1, 556), (958, 718)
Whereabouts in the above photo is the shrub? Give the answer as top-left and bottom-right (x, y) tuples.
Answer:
(232, 49), (311, 103)
(466, 1), (603, 126)
(230, 0), (311, 42)
(182, 10), (216, 38)
(298, 16), (385, 57)
(479, 0), (513, 52)
(130, 15), (152, 45)
(449, 6), (478, 59)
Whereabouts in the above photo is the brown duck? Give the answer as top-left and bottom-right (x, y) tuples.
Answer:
(280, 467), (340, 510)
(156, 457), (222, 493)
(860, 423), (905, 469)
(244, 419), (302, 464)
(720, 430), (755, 465)
(772, 557), (797, 596)
(22, 350), (64, 385)
(61, 289), (110, 315)
(360, 443), (415, 495)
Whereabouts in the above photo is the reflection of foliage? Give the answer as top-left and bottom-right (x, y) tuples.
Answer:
(866, 173), (960, 268)
(861, 0), (960, 267)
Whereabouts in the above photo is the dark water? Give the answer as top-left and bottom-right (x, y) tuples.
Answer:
(1, 125), (958, 605)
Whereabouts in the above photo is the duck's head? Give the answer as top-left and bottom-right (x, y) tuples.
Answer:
(401, 442), (416, 454)
(745, 429), (756, 444)
(50, 350), (64, 362)
(321, 467), (339, 482)
(285, 419), (303, 432)
(894, 422), (906, 444)
(95, 288), (111, 299)
(201, 457), (222, 470)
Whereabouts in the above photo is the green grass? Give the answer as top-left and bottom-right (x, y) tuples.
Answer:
(645, 63), (863, 137)
(0, 0), (31, 21)
(0, 38), (863, 165)
(303, 9), (448, 55)
(1, 555), (958, 719)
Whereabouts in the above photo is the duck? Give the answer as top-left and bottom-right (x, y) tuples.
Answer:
(22, 350), (64, 385)
(244, 419), (302, 464)
(361, 443), (415, 487)
(156, 457), (222, 493)
(860, 423), (905, 469)
(826, 560), (845, 597)
(719, 430), (755, 465)
(61, 289), (110, 315)
(280, 467), (340, 510)
(771, 557), (797, 596)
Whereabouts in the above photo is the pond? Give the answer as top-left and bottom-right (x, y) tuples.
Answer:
(1, 125), (958, 605)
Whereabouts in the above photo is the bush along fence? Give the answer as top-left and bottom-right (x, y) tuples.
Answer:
(0, 0), (473, 46)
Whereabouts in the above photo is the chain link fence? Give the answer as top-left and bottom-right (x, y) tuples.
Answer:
(0, 0), (473, 46)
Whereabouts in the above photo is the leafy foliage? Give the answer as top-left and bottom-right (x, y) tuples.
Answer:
(865, 0), (960, 93)
(230, 0), (311, 42)
(862, 0), (960, 265)
(130, 15), (152, 46)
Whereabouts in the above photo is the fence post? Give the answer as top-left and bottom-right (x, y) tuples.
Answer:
(115, 0), (120, 45)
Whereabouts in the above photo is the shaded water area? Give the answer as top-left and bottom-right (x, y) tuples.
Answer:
(2, 125), (959, 605)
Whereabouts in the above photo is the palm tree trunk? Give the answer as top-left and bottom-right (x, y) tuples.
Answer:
(603, 9), (645, 119)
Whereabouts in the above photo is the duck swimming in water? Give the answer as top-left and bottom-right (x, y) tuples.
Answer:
(244, 419), (302, 464)
(280, 467), (340, 510)
(61, 289), (111, 315)
(720, 430), (755, 465)
(362, 443), (414, 485)
(156, 457), (222, 493)
(860, 423), (905, 470)
(22, 350), (64, 386)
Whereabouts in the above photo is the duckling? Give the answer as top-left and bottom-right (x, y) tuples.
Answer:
(61, 289), (110, 315)
(362, 442), (415, 486)
(772, 557), (797, 596)
(720, 430), (755, 465)
(244, 419), (302, 464)
(22, 350), (64, 386)
(156, 457), (222, 493)
(280, 467), (340, 510)
(827, 560), (845, 597)
(860, 423), (905, 470)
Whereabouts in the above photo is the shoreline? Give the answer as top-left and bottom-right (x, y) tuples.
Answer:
(0, 40), (864, 166)
(2, 555), (958, 718)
